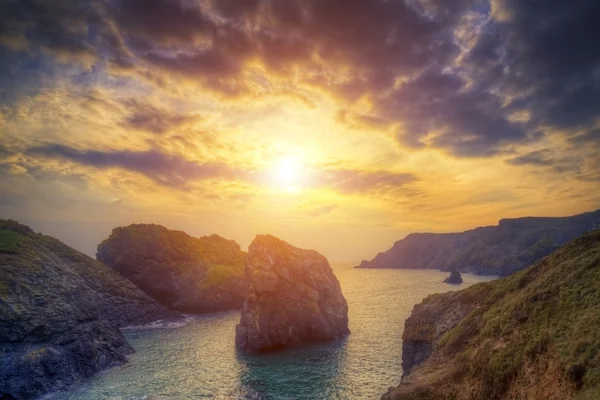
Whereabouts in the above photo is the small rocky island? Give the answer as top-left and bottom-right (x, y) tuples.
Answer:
(97, 224), (247, 313)
(443, 271), (462, 284)
(235, 235), (349, 352)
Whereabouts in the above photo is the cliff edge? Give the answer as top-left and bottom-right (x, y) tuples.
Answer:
(382, 230), (600, 400)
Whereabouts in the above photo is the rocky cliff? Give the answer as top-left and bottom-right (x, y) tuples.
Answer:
(97, 224), (247, 313)
(235, 235), (349, 352)
(0, 220), (175, 399)
(382, 229), (600, 400)
(359, 208), (600, 276)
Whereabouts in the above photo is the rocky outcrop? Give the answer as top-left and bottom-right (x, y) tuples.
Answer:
(235, 235), (349, 352)
(97, 224), (247, 313)
(0, 220), (176, 399)
(359, 208), (600, 276)
(443, 271), (462, 284)
(382, 230), (600, 400)
(1, 321), (133, 399)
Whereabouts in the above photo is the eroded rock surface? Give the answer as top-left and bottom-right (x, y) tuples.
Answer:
(97, 224), (247, 312)
(0, 220), (175, 399)
(235, 235), (349, 352)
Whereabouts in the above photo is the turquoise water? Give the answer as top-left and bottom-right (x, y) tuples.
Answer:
(54, 267), (495, 400)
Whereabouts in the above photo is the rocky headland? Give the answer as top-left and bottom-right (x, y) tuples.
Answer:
(359, 208), (600, 276)
(97, 224), (247, 313)
(382, 229), (600, 400)
(0, 220), (176, 400)
(235, 235), (349, 352)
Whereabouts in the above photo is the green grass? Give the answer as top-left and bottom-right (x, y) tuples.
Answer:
(432, 231), (600, 397)
(202, 264), (244, 286)
(0, 229), (24, 253)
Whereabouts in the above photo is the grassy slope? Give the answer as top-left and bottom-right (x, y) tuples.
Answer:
(390, 230), (600, 400)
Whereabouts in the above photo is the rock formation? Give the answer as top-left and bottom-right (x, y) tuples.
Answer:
(443, 271), (462, 284)
(382, 229), (600, 400)
(235, 235), (349, 352)
(358, 208), (600, 276)
(97, 224), (247, 313)
(0, 220), (176, 399)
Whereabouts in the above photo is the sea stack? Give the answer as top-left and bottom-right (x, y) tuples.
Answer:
(443, 271), (463, 284)
(235, 235), (349, 352)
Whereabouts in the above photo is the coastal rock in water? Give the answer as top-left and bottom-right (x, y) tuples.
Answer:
(0, 220), (175, 400)
(97, 224), (247, 313)
(1, 321), (133, 400)
(359, 208), (600, 275)
(382, 230), (600, 400)
(443, 271), (462, 284)
(235, 235), (349, 352)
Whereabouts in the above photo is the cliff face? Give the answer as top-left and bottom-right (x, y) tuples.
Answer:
(235, 235), (349, 352)
(382, 230), (600, 400)
(359, 208), (600, 276)
(0, 220), (175, 400)
(97, 224), (247, 313)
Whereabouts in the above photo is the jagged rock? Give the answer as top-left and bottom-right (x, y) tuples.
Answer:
(0, 220), (175, 400)
(1, 321), (133, 400)
(359, 208), (600, 276)
(235, 235), (349, 352)
(443, 271), (462, 284)
(97, 224), (247, 313)
(383, 230), (600, 400)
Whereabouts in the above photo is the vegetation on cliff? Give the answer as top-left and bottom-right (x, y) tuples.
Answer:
(97, 224), (247, 312)
(384, 230), (600, 400)
(360, 208), (600, 276)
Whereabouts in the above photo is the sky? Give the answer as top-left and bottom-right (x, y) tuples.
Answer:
(0, 0), (599, 263)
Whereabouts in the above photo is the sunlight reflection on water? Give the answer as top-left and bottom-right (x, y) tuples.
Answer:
(55, 267), (495, 400)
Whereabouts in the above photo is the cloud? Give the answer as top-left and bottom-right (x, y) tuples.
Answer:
(506, 149), (582, 175)
(122, 99), (201, 135)
(312, 168), (417, 196)
(304, 204), (338, 217)
(26, 144), (247, 189)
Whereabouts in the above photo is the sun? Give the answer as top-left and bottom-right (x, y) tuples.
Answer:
(272, 156), (304, 191)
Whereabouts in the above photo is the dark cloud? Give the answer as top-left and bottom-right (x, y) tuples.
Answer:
(2, 0), (600, 162)
(506, 150), (555, 167)
(108, 0), (211, 45)
(506, 149), (582, 175)
(26, 144), (246, 189)
(122, 99), (201, 135)
(379, 69), (528, 156)
(314, 168), (417, 196)
(568, 130), (600, 147)
(0, 0), (98, 61)
(25, 143), (417, 197)
(461, 0), (600, 142)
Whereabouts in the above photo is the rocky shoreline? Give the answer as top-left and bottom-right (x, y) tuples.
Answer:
(358, 209), (600, 276)
(0, 220), (178, 399)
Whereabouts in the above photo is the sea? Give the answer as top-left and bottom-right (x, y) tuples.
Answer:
(52, 266), (495, 400)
